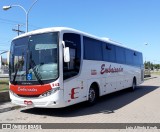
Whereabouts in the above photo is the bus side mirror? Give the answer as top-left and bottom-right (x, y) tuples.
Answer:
(62, 41), (70, 63)
(64, 47), (70, 63)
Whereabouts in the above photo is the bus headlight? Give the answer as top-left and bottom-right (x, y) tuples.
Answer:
(41, 87), (60, 97)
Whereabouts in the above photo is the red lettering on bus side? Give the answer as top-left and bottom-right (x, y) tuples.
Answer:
(100, 64), (105, 74)
(71, 88), (79, 99)
(100, 64), (123, 74)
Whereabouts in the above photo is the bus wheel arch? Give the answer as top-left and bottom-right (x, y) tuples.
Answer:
(87, 82), (100, 105)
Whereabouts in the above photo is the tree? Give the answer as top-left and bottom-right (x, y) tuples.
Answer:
(144, 61), (160, 70)
(154, 64), (160, 70)
(144, 61), (153, 70)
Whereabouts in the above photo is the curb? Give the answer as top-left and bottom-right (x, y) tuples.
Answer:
(0, 91), (10, 103)
(0, 105), (22, 113)
(144, 76), (157, 81)
(0, 91), (22, 113)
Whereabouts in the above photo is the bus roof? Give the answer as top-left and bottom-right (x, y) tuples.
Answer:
(13, 27), (141, 53)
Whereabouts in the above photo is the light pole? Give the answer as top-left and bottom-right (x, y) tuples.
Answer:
(2, 0), (38, 32)
(144, 43), (149, 68)
(144, 43), (152, 76)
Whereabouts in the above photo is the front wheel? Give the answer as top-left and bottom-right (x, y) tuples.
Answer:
(87, 87), (98, 105)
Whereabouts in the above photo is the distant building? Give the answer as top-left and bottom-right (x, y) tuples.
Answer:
(0, 54), (9, 74)
(2, 58), (7, 64)
(0, 51), (9, 65)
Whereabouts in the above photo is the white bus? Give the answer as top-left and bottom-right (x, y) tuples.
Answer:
(9, 27), (144, 108)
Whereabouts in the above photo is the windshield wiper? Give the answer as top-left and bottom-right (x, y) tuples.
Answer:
(30, 59), (44, 85)
(12, 65), (18, 85)
(12, 61), (23, 84)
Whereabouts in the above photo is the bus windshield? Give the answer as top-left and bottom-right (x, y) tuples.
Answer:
(9, 32), (59, 85)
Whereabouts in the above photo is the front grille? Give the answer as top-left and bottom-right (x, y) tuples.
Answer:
(17, 94), (40, 98)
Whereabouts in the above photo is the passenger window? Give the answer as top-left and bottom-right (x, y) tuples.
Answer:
(116, 46), (126, 64)
(83, 36), (103, 61)
(125, 49), (133, 65)
(102, 43), (116, 62)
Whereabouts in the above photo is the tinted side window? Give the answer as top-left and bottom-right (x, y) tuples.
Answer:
(125, 49), (143, 67)
(125, 49), (134, 65)
(102, 43), (116, 62)
(116, 46), (126, 64)
(63, 33), (81, 80)
(83, 36), (103, 61)
(139, 53), (143, 66)
(133, 51), (138, 66)
(134, 52), (143, 67)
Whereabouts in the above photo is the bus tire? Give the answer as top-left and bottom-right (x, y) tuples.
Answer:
(130, 77), (137, 91)
(87, 85), (98, 106)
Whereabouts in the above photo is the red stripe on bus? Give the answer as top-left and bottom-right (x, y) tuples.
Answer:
(10, 84), (52, 95)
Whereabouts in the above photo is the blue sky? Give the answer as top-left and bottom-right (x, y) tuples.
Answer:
(0, 0), (160, 63)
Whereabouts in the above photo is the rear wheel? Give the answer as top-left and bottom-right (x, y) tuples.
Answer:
(130, 78), (136, 91)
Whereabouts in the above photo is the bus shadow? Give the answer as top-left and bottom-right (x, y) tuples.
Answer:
(21, 85), (159, 117)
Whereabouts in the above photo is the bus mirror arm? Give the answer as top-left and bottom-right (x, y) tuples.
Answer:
(62, 41), (65, 48)
(62, 41), (70, 63)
